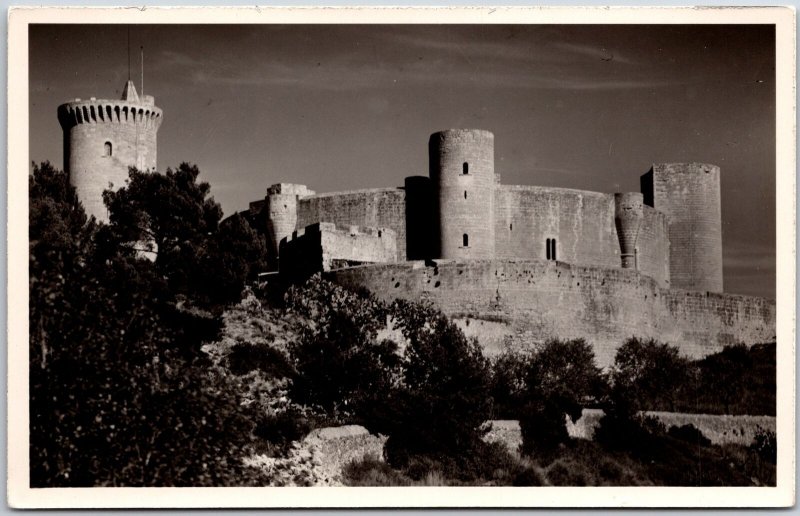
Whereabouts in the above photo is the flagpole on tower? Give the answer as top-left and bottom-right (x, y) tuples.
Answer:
(141, 46), (144, 96)
(127, 27), (131, 81)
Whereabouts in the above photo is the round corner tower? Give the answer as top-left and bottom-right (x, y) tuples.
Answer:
(57, 80), (163, 221)
(429, 129), (495, 260)
(264, 183), (314, 270)
(644, 163), (723, 292)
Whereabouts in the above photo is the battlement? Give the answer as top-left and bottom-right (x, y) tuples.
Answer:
(285, 222), (395, 243)
(57, 100), (163, 130)
(267, 183), (315, 197)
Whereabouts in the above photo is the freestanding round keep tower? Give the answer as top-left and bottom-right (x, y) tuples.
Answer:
(57, 80), (163, 221)
(429, 129), (495, 260)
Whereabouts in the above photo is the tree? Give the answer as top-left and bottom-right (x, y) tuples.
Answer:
(519, 339), (605, 457)
(102, 164), (268, 307)
(285, 276), (399, 418)
(607, 338), (693, 414)
(698, 343), (752, 414)
(382, 299), (493, 465)
(489, 347), (534, 419)
(102, 164), (222, 294)
(29, 162), (270, 486)
(201, 213), (270, 305)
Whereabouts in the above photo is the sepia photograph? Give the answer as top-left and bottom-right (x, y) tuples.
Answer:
(7, 6), (795, 508)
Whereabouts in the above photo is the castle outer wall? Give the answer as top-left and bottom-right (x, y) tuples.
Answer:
(326, 259), (775, 368)
(285, 183), (672, 288)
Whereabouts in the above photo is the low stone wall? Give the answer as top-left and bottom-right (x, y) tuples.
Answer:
(304, 425), (388, 483)
(484, 410), (776, 454)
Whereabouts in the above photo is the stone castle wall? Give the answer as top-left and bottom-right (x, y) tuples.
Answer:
(290, 183), (672, 288)
(296, 188), (407, 260)
(280, 222), (396, 282)
(326, 259), (775, 368)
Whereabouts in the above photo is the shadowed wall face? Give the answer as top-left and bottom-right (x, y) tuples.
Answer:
(644, 163), (723, 293)
(404, 175), (437, 260)
(429, 129), (495, 260)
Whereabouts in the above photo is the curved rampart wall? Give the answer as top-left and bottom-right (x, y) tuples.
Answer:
(494, 186), (619, 268)
(493, 186), (670, 288)
(296, 188), (406, 261)
(326, 260), (775, 368)
(637, 205), (670, 288)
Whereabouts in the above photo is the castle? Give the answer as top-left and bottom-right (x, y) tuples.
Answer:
(59, 85), (775, 367)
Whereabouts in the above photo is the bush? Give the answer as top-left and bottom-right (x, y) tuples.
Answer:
(607, 338), (693, 414)
(668, 424), (711, 447)
(379, 299), (494, 466)
(343, 455), (413, 486)
(285, 276), (400, 418)
(750, 427), (777, 464)
(489, 348), (534, 419)
(519, 339), (605, 458)
(227, 342), (294, 378)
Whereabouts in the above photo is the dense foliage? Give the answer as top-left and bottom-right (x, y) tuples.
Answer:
(285, 278), (494, 470)
(518, 339), (605, 458)
(102, 164), (268, 307)
(29, 163), (271, 486)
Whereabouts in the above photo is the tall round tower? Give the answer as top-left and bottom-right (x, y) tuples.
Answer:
(57, 80), (163, 221)
(429, 129), (495, 260)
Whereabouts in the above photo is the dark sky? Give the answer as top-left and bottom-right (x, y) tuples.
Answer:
(29, 24), (776, 298)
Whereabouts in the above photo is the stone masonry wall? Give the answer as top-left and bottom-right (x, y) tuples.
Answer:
(327, 259), (775, 368)
(643, 163), (723, 292)
(296, 188), (407, 260)
(494, 186), (620, 268)
(281, 222), (396, 282)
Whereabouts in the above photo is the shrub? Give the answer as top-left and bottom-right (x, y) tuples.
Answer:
(607, 338), (693, 414)
(668, 424), (711, 447)
(519, 339), (605, 458)
(343, 455), (413, 486)
(380, 299), (494, 466)
(489, 348), (534, 419)
(750, 427), (777, 464)
(227, 342), (294, 378)
(286, 277), (400, 418)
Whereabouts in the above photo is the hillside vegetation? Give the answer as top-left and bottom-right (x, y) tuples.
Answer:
(29, 162), (776, 487)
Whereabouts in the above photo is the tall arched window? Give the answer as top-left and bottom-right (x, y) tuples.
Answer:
(462, 162), (469, 175)
(104, 141), (112, 157)
(546, 238), (557, 261)
(463, 234), (469, 247)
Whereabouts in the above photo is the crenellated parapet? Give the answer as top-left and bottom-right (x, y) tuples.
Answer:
(57, 99), (163, 131)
